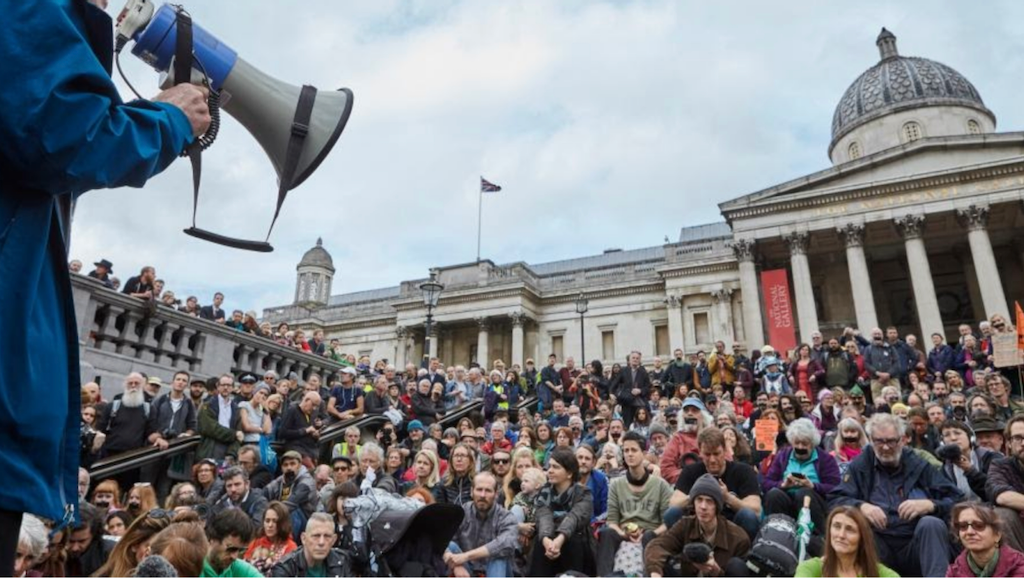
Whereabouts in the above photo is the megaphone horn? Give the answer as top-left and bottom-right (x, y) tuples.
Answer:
(115, 0), (353, 251)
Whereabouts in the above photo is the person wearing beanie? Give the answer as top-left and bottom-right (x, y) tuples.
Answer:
(644, 473), (750, 577)
(134, 555), (179, 577)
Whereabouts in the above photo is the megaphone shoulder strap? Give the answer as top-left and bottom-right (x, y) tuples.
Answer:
(170, 8), (316, 252)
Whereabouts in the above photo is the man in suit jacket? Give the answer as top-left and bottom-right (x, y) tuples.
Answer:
(613, 351), (651, 428)
(200, 292), (226, 324)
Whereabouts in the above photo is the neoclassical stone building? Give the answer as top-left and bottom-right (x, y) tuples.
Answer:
(262, 30), (1023, 367)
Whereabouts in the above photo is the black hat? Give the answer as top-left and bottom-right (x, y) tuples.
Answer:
(94, 259), (113, 271)
(238, 372), (259, 384)
(971, 416), (1006, 434)
(332, 455), (354, 466)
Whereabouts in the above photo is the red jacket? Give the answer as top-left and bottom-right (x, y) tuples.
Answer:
(659, 430), (699, 485)
(947, 545), (1024, 577)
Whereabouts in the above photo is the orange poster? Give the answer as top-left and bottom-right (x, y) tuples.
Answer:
(754, 419), (777, 452)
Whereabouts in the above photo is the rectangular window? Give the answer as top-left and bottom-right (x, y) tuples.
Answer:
(694, 312), (710, 345)
(602, 331), (615, 361)
(655, 325), (670, 357)
(552, 335), (563, 361)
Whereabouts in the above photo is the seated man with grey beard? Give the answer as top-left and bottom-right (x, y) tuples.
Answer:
(96, 372), (158, 459)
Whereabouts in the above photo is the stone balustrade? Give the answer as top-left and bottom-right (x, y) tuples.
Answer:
(72, 275), (346, 387)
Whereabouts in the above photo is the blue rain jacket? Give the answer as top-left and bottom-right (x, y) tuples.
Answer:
(0, 0), (193, 523)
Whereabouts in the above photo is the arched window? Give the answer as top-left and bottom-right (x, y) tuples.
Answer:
(848, 141), (862, 160)
(967, 119), (981, 135)
(902, 121), (922, 143)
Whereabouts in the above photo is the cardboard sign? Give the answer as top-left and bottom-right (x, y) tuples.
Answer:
(761, 269), (797, 354)
(754, 419), (777, 453)
(993, 333), (1023, 368)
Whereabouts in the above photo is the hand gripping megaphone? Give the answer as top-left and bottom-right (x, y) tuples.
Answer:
(115, 0), (353, 252)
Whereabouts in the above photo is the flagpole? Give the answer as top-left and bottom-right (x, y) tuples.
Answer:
(476, 185), (483, 263)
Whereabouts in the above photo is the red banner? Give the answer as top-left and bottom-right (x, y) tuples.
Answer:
(761, 269), (797, 354)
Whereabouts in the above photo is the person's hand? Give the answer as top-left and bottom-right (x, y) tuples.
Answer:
(235, 430), (244, 442)
(153, 437), (169, 451)
(632, 388), (641, 396)
(809, 375), (816, 383)
(306, 426), (318, 435)
(897, 499), (934, 521)
(519, 522), (535, 536)
(453, 566), (471, 578)
(860, 502), (887, 529)
(651, 574), (663, 578)
(877, 372), (890, 382)
(780, 475), (795, 489)
(956, 454), (973, 472)
(694, 557), (721, 576)
(153, 83), (211, 137)
(447, 552), (469, 569)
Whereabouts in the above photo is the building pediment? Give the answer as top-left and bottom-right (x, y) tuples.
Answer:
(721, 132), (1024, 223)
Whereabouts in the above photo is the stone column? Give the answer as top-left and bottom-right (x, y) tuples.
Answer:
(733, 239), (765, 351)
(428, 325), (439, 360)
(784, 232), (819, 344)
(510, 312), (526, 367)
(476, 318), (490, 369)
(838, 223), (879, 332)
(665, 295), (685, 352)
(394, 327), (407, 369)
(895, 214), (944, 348)
(953, 246), (984, 322)
(958, 204), (1010, 320)
(711, 288), (735, 345)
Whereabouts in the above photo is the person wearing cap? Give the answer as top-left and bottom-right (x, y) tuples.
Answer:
(659, 397), (707, 485)
(144, 376), (163, 400)
(974, 414), (1008, 455)
(846, 384), (873, 418)
(985, 414), (1024, 553)
(317, 456), (354, 511)
(327, 367), (364, 423)
(644, 473), (750, 577)
(828, 412), (961, 577)
(646, 422), (671, 464)
(938, 419), (997, 503)
(236, 372), (259, 403)
(667, 427), (762, 540)
(263, 451), (318, 523)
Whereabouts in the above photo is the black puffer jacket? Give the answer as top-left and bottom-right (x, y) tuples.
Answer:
(435, 474), (473, 506)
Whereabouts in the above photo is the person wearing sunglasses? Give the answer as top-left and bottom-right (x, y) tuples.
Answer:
(202, 509), (261, 577)
(829, 412), (962, 577)
(947, 502), (1024, 578)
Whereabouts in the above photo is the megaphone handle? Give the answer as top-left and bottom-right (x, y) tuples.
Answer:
(265, 84), (318, 242)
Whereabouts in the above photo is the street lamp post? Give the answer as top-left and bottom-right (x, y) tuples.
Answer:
(575, 292), (589, 365)
(418, 271), (444, 361)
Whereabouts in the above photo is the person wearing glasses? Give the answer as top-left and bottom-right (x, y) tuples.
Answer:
(947, 502), (1024, 577)
(201, 509), (262, 577)
(985, 414), (1024, 553)
(828, 412), (963, 577)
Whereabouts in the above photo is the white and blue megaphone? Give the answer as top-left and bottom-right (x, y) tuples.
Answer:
(115, 0), (353, 252)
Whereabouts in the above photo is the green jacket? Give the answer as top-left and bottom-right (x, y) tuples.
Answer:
(197, 397), (241, 461)
(794, 557), (899, 577)
(200, 558), (263, 577)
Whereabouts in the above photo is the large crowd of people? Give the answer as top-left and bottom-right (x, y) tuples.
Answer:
(21, 306), (1024, 577)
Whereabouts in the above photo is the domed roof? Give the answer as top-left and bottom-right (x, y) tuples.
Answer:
(298, 237), (335, 271)
(830, 28), (993, 149)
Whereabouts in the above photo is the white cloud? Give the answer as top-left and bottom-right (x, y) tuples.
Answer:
(73, 0), (1024, 315)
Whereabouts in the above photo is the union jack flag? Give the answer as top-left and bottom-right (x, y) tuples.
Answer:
(480, 177), (502, 193)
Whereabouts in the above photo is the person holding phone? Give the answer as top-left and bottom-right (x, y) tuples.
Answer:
(762, 418), (840, 535)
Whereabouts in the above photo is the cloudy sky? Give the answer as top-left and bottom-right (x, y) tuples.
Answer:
(72, 0), (1024, 314)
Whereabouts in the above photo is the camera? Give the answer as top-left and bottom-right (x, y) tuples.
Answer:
(936, 443), (962, 463)
(80, 423), (97, 452)
(683, 542), (712, 564)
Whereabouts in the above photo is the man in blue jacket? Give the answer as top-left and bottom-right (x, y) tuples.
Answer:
(828, 412), (963, 577)
(0, 1), (209, 573)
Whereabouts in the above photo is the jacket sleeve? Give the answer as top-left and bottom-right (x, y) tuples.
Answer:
(197, 404), (237, 444)
(593, 476), (608, 521)
(921, 461), (963, 519)
(762, 451), (787, 493)
(535, 500), (555, 539)
(987, 459), (1021, 503)
(828, 461), (867, 510)
(660, 435), (682, 485)
(643, 521), (687, 576)
(556, 486), (594, 538)
(606, 480), (620, 526)
(482, 508), (520, 560)
(813, 451), (841, 497)
(364, 393), (387, 416)
(810, 360), (826, 384)
(863, 347), (880, 377)
(0, 2), (193, 195)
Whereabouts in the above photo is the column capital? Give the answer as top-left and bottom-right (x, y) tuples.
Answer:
(784, 232), (810, 256)
(711, 287), (734, 304)
(894, 214), (926, 240)
(509, 311), (528, 328)
(837, 223), (866, 248)
(956, 204), (990, 232)
(396, 326), (408, 339)
(731, 238), (757, 263)
(475, 317), (490, 331)
(664, 294), (682, 309)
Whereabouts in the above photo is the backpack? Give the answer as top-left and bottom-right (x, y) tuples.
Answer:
(746, 514), (799, 577)
(106, 398), (150, 432)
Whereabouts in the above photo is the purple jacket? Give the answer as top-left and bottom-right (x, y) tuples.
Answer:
(947, 545), (1024, 577)
(762, 446), (841, 498)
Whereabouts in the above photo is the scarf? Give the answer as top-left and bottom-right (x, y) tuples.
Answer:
(535, 483), (578, 523)
(967, 547), (1000, 577)
(839, 445), (862, 463)
(626, 468), (650, 487)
